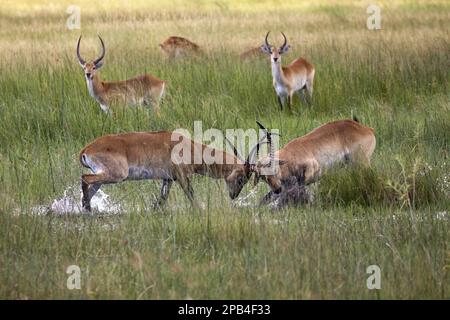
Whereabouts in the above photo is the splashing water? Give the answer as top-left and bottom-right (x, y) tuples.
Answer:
(233, 187), (259, 208)
(32, 184), (122, 215)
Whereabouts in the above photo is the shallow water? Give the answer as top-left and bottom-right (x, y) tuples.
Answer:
(232, 187), (259, 208)
(32, 184), (122, 215)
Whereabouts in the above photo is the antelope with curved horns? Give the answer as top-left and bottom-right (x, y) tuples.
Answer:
(77, 35), (166, 114)
(261, 32), (315, 112)
(253, 117), (376, 205)
(79, 130), (268, 211)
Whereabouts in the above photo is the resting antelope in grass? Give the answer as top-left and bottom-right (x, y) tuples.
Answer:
(77, 36), (166, 114)
(261, 32), (315, 112)
(240, 46), (266, 61)
(253, 117), (376, 205)
(159, 36), (201, 60)
(79, 130), (267, 211)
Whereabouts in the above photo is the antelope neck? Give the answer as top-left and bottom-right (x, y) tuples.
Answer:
(86, 74), (103, 99)
(271, 60), (284, 84)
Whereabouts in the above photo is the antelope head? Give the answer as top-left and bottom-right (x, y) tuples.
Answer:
(225, 124), (277, 199)
(224, 137), (262, 199)
(260, 31), (291, 64)
(251, 121), (286, 186)
(76, 35), (106, 80)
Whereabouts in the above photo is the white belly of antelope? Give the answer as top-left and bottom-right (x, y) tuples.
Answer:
(274, 82), (288, 97)
(127, 166), (171, 180)
(317, 149), (349, 171)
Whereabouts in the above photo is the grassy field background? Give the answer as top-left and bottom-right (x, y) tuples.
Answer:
(0, 0), (449, 299)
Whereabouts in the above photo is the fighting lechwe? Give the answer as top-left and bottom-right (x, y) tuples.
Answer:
(252, 117), (376, 205)
(79, 130), (268, 211)
(159, 36), (201, 60)
(261, 32), (315, 112)
(76, 35), (166, 114)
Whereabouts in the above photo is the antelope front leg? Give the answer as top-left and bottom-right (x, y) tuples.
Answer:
(258, 174), (283, 206)
(277, 96), (284, 111)
(297, 160), (320, 186)
(97, 97), (111, 114)
(258, 188), (281, 206)
(99, 103), (111, 114)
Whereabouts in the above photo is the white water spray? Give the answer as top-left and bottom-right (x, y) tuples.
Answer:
(32, 184), (122, 215)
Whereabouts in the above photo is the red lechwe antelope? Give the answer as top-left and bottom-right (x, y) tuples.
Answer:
(76, 36), (166, 114)
(253, 117), (376, 205)
(261, 32), (315, 112)
(240, 46), (266, 61)
(159, 36), (201, 60)
(79, 130), (267, 211)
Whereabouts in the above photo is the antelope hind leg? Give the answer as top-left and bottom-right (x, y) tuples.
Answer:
(177, 176), (202, 210)
(296, 89), (308, 105)
(81, 172), (125, 212)
(153, 179), (173, 208)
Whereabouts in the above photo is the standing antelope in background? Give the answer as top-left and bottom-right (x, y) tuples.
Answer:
(261, 32), (315, 112)
(253, 117), (376, 205)
(79, 130), (267, 211)
(159, 36), (201, 60)
(77, 36), (166, 114)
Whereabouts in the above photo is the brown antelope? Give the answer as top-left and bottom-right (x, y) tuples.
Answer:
(159, 36), (201, 60)
(77, 36), (166, 114)
(239, 46), (266, 61)
(253, 117), (376, 205)
(261, 32), (315, 111)
(79, 130), (267, 211)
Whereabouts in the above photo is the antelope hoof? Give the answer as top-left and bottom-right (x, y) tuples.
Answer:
(82, 199), (91, 212)
(152, 200), (165, 210)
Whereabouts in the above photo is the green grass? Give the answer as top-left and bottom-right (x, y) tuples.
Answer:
(0, 0), (449, 299)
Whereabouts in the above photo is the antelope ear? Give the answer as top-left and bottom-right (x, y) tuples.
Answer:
(95, 60), (104, 69)
(260, 45), (271, 54)
(279, 45), (290, 54)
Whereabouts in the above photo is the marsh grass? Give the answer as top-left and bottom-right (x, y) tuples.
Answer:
(0, 0), (449, 299)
